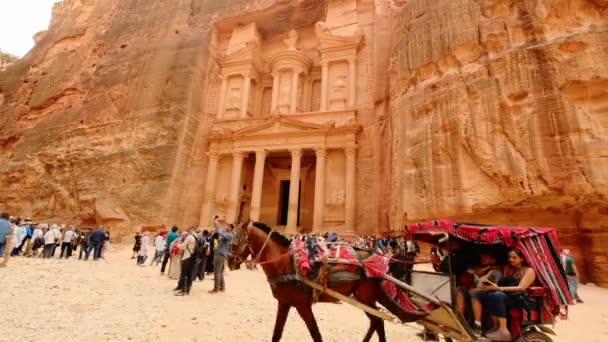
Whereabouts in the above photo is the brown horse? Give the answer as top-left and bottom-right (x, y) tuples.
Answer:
(227, 221), (427, 342)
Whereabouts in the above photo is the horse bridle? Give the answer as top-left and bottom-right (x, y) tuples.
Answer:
(229, 221), (273, 264)
(253, 230), (273, 263)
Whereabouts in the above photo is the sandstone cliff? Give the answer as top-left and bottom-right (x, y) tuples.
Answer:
(388, 0), (608, 285)
(0, 0), (607, 284)
(0, 50), (18, 72)
(0, 0), (225, 234)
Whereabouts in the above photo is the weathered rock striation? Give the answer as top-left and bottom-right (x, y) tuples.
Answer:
(0, 0), (606, 284)
(388, 0), (608, 285)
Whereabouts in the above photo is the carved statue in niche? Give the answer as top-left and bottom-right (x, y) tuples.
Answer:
(215, 192), (230, 208)
(330, 76), (347, 109)
(283, 29), (299, 51)
(226, 86), (242, 114)
(278, 77), (291, 114)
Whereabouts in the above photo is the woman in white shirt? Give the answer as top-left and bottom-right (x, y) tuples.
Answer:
(149, 233), (165, 266)
(137, 232), (150, 266)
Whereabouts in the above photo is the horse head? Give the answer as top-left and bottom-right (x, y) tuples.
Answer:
(227, 220), (252, 270)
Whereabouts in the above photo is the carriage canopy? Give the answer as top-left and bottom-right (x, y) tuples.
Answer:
(405, 219), (573, 311)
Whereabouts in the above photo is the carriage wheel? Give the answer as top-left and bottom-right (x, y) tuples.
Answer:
(520, 330), (553, 342)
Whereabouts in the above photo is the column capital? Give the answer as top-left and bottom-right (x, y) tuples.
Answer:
(321, 60), (330, 68)
(314, 147), (327, 157)
(255, 149), (268, 158)
(347, 57), (357, 63)
(290, 148), (303, 158)
(344, 145), (357, 156)
(232, 150), (244, 160)
(207, 151), (220, 161)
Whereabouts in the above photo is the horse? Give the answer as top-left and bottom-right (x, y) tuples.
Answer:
(227, 221), (427, 342)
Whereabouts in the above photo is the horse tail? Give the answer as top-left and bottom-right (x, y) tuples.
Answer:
(377, 279), (429, 323)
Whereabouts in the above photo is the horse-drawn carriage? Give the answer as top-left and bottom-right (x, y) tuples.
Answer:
(404, 220), (572, 341)
(227, 219), (572, 341)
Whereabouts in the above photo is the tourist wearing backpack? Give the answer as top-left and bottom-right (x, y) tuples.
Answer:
(175, 226), (197, 296)
(195, 230), (211, 280)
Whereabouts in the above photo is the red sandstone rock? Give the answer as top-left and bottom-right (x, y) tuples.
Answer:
(0, 0), (606, 285)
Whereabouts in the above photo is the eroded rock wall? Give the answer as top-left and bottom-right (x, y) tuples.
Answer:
(389, 0), (608, 284)
(0, 0), (235, 237)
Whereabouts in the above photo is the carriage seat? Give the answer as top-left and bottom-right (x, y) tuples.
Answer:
(508, 286), (546, 337)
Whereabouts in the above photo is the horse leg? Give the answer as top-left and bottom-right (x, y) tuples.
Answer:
(295, 304), (323, 342)
(361, 312), (378, 342)
(375, 315), (386, 342)
(272, 301), (291, 342)
(354, 280), (387, 342)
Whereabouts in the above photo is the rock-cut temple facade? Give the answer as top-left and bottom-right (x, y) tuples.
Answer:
(0, 0), (607, 284)
(202, 19), (364, 235)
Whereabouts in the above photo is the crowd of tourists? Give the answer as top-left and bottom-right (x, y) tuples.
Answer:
(0, 211), (111, 267)
(132, 216), (234, 296)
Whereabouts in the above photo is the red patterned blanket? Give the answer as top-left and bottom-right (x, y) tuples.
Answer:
(290, 239), (390, 279)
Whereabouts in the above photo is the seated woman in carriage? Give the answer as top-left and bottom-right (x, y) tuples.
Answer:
(470, 248), (536, 341)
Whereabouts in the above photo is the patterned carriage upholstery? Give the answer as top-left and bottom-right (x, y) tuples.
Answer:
(508, 286), (552, 337)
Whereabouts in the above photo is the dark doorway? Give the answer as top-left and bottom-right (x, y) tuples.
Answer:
(277, 180), (301, 226)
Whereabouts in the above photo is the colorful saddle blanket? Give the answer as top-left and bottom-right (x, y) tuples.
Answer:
(290, 238), (390, 280)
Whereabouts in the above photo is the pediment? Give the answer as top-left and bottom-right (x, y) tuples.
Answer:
(233, 116), (330, 136)
(220, 43), (260, 67)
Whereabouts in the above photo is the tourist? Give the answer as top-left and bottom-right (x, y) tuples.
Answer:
(168, 233), (184, 280)
(457, 253), (503, 320)
(101, 230), (110, 259)
(10, 220), (27, 256)
(87, 226), (106, 260)
(561, 249), (583, 304)
(150, 232), (165, 266)
(137, 232), (150, 266)
(175, 227), (197, 295)
(205, 232), (218, 275)
(51, 224), (65, 257)
(160, 226), (179, 275)
(210, 216), (234, 294)
(79, 230), (90, 260)
(60, 225), (75, 258)
(21, 221), (35, 257)
(195, 230), (211, 280)
(0, 212), (13, 267)
(31, 224), (45, 257)
(42, 224), (61, 259)
(471, 248), (536, 341)
(132, 232), (142, 259)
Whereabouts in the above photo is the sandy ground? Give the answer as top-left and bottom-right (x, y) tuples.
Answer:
(1, 246), (606, 342)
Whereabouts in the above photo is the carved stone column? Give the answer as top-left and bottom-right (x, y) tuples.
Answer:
(227, 151), (244, 223)
(286, 149), (302, 233)
(320, 62), (329, 111)
(270, 73), (280, 113)
(312, 147), (326, 230)
(290, 70), (300, 113)
(240, 74), (251, 118)
(348, 58), (357, 108)
(217, 75), (228, 119)
(200, 152), (220, 226)
(344, 146), (357, 232)
(250, 150), (268, 221)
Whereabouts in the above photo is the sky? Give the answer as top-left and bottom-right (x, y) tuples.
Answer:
(0, 0), (62, 57)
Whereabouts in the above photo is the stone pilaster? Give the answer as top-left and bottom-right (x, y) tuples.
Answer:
(312, 147), (326, 230)
(286, 148), (302, 233)
(249, 150), (268, 221)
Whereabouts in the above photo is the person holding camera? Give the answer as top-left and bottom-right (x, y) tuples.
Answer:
(209, 215), (234, 294)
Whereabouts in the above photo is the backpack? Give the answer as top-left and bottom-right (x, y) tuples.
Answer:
(191, 235), (207, 260)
